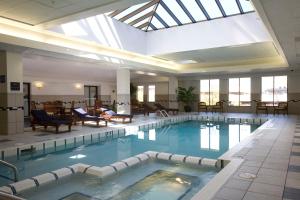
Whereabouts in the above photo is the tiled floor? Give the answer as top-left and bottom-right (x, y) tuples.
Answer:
(213, 115), (298, 200)
(0, 112), (298, 200)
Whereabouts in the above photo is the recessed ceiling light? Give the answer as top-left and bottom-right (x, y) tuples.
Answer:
(147, 72), (157, 76)
(136, 71), (145, 74)
(178, 60), (197, 64)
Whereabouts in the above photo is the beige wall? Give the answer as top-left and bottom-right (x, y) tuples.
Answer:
(24, 76), (115, 104)
(179, 70), (300, 114)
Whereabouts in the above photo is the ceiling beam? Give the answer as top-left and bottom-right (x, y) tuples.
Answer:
(195, 0), (211, 20)
(159, 0), (182, 25)
(176, 0), (196, 23)
(215, 0), (227, 17)
(154, 13), (169, 28)
(235, 0), (244, 14)
(118, 0), (159, 22)
(129, 11), (154, 26)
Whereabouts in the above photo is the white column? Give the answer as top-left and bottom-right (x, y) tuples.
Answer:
(0, 51), (23, 135)
(116, 68), (130, 114)
(168, 76), (178, 109)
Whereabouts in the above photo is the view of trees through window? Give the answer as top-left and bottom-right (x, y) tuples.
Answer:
(200, 79), (219, 105)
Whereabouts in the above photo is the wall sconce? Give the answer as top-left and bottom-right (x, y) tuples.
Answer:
(35, 82), (44, 89)
(75, 83), (82, 89)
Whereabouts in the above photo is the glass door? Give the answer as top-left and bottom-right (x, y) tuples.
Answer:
(23, 83), (31, 117)
(84, 85), (98, 106)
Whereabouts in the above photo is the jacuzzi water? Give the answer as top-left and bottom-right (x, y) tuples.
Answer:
(18, 160), (219, 200)
(0, 120), (259, 186)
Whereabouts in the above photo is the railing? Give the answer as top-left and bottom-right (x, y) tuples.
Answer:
(159, 110), (169, 118)
(0, 160), (18, 182)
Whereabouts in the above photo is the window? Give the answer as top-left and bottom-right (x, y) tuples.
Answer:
(148, 85), (155, 102)
(137, 86), (144, 102)
(84, 85), (98, 106)
(229, 78), (251, 106)
(261, 76), (287, 105)
(200, 79), (219, 105)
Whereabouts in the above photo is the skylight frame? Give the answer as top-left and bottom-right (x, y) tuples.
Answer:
(106, 0), (255, 32)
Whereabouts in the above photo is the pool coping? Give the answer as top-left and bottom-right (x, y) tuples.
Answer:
(218, 117), (273, 162)
(0, 151), (221, 199)
(0, 114), (267, 160)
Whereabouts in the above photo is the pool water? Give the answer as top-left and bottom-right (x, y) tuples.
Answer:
(0, 120), (259, 186)
(18, 160), (218, 200)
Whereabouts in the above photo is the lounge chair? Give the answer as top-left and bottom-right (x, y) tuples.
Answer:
(31, 110), (72, 133)
(154, 103), (179, 115)
(73, 108), (107, 127)
(198, 102), (208, 112)
(256, 102), (268, 114)
(274, 102), (288, 114)
(211, 101), (224, 113)
(142, 103), (158, 116)
(100, 108), (133, 123)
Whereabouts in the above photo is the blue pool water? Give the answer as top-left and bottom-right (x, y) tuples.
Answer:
(19, 160), (218, 200)
(0, 120), (259, 186)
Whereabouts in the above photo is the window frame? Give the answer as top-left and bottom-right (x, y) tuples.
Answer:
(228, 77), (251, 107)
(137, 85), (144, 102)
(200, 79), (220, 105)
(261, 75), (288, 106)
(148, 85), (156, 102)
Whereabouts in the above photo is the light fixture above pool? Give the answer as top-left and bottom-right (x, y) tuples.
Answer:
(69, 154), (86, 159)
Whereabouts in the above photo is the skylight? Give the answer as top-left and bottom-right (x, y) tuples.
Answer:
(107, 0), (255, 31)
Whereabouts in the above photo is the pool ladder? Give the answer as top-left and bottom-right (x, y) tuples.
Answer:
(159, 110), (169, 118)
(0, 160), (18, 182)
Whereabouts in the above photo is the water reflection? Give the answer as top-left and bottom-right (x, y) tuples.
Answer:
(200, 124), (220, 151)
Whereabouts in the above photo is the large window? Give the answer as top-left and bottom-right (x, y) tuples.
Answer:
(229, 78), (251, 106)
(148, 85), (155, 102)
(200, 79), (219, 105)
(261, 76), (287, 105)
(137, 86), (144, 102)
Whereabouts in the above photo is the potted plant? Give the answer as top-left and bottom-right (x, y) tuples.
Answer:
(177, 86), (196, 112)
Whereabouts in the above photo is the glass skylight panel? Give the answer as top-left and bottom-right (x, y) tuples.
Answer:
(133, 18), (149, 28)
(124, 5), (155, 24)
(239, 0), (255, 12)
(114, 2), (149, 20)
(156, 4), (177, 26)
(180, 0), (207, 22)
(147, 26), (153, 31)
(151, 16), (165, 29)
(219, 0), (240, 15)
(162, 0), (191, 24)
(200, 0), (223, 18)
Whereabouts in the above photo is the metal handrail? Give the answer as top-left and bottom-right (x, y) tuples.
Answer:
(0, 160), (18, 182)
(159, 110), (169, 118)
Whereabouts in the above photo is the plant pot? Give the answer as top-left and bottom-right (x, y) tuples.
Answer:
(184, 105), (192, 112)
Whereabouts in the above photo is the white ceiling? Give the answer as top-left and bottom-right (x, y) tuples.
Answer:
(156, 42), (279, 64)
(0, 0), (145, 26)
(21, 48), (170, 82)
(252, 0), (300, 68)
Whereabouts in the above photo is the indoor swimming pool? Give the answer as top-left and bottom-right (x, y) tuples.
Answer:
(0, 120), (260, 186)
